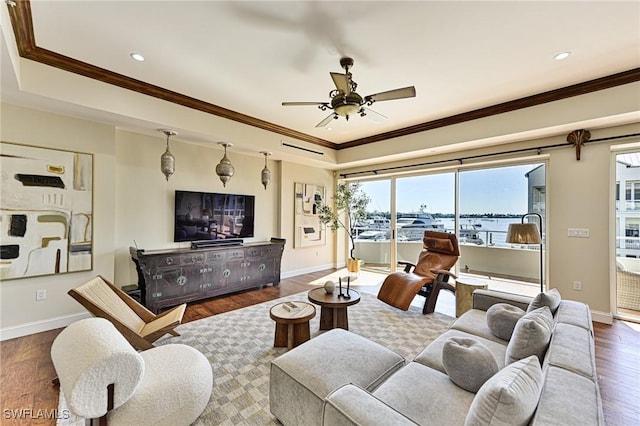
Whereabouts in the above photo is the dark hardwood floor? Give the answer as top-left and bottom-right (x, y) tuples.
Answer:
(1, 269), (638, 425)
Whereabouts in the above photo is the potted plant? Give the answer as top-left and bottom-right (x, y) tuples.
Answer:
(317, 182), (370, 272)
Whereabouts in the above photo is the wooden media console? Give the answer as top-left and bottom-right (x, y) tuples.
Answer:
(130, 238), (285, 313)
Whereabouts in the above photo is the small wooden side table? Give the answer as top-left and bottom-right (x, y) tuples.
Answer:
(455, 277), (488, 317)
(269, 301), (316, 350)
(307, 287), (361, 331)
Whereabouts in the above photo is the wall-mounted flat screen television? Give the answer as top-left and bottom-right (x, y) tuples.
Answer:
(174, 190), (255, 242)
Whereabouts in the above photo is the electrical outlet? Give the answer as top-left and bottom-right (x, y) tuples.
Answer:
(36, 289), (47, 301)
(573, 281), (582, 291)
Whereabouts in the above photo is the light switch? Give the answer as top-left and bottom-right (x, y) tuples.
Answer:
(568, 228), (590, 238)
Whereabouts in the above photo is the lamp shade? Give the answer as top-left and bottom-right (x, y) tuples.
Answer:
(506, 223), (541, 244)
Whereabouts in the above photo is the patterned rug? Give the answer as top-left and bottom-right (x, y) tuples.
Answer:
(59, 290), (454, 425)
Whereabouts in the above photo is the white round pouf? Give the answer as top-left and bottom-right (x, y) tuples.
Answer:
(108, 344), (213, 426)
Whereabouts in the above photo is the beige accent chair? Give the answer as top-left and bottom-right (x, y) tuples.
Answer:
(616, 261), (640, 311)
(68, 276), (186, 350)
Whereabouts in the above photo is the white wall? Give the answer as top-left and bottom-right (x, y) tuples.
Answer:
(279, 162), (336, 275)
(0, 103), (116, 334)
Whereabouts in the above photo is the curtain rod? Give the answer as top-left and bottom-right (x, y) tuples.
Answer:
(339, 132), (640, 178)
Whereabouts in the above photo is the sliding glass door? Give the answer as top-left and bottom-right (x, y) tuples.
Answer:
(345, 161), (546, 298)
(396, 173), (455, 269)
(352, 180), (392, 272)
(614, 151), (640, 321)
(458, 163), (545, 297)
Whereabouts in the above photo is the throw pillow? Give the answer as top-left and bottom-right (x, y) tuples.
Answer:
(527, 288), (562, 315)
(442, 337), (499, 393)
(464, 355), (543, 426)
(505, 307), (554, 365)
(486, 303), (526, 341)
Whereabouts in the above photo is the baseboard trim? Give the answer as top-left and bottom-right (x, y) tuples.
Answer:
(591, 310), (614, 325)
(0, 312), (90, 341)
(281, 263), (336, 279)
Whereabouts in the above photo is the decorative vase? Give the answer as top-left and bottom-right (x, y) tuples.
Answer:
(186, 212), (193, 221)
(347, 258), (361, 273)
(323, 280), (335, 294)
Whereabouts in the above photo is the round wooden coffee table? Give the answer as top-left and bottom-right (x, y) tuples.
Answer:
(308, 287), (361, 331)
(269, 301), (316, 350)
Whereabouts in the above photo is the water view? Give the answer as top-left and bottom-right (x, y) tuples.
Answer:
(354, 215), (525, 248)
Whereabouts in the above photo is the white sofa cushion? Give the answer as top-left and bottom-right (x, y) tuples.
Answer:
(442, 337), (499, 393)
(465, 355), (543, 426)
(505, 307), (553, 364)
(374, 362), (475, 425)
(486, 303), (526, 341)
(527, 288), (562, 315)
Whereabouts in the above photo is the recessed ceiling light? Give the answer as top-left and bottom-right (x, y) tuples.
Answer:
(130, 53), (145, 62)
(326, 127), (333, 131)
(554, 51), (570, 61)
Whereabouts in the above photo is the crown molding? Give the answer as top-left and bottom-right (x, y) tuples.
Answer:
(6, 0), (640, 151)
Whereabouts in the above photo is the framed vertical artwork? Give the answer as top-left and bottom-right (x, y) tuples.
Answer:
(294, 182), (326, 248)
(0, 142), (94, 280)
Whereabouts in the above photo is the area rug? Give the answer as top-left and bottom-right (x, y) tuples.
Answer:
(58, 291), (454, 425)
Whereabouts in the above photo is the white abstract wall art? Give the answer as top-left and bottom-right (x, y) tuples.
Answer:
(294, 182), (326, 248)
(0, 142), (94, 280)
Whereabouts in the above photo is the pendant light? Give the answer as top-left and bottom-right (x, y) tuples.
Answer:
(215, 142), (235, 187)
(159, 129), (177, 181)
(260, 151), (272, 190)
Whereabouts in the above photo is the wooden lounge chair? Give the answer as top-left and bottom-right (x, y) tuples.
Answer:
(68, 275), (186, 350)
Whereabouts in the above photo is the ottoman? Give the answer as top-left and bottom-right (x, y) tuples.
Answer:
(269, 328), (405, 426)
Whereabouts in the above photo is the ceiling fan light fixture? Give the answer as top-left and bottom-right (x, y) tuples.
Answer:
(334, 103), (360, 117)
(215, 142), (235, 187)
(282, 57), (415, 127)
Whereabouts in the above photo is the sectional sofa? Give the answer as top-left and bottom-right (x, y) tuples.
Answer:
(270, 289), (603, 425)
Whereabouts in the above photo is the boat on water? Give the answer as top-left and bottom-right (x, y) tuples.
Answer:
(397, 213), (445, 241)
(459, 224), (484, 245)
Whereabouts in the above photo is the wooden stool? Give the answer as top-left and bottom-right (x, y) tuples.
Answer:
(270, 302), (316, 350)
(455, 277), (488, 317)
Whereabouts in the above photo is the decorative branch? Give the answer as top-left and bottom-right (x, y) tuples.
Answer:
(317, 182), (370, 260)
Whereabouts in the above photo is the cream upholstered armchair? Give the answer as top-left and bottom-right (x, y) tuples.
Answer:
(68, 276), (186, 350)
(51, 317), (212, 425)
(616, 261), (640, 311)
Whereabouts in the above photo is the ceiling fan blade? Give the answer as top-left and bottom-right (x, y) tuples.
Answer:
(282, 102), (327, 106)
(330, 72), (350, 93)
(365, 86), (416, 103)
(361, 107), (387, 123)
(315, 113), (337, 128)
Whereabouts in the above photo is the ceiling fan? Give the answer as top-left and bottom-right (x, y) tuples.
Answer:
(282, 57), (416, 128)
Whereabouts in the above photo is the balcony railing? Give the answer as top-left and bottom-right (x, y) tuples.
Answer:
(617, 236), (640, 250)
(616, 200), (640, 211)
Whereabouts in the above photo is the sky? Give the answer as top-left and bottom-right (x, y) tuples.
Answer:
(358, 163), (543, 215)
